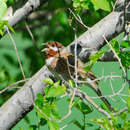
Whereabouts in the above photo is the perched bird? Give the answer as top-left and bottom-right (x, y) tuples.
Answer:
(42, 41), (114, 112)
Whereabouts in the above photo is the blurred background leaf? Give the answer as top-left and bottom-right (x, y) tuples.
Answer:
(0, 0), (129, 130)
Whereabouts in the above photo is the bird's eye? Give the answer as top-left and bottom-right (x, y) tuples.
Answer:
(52, 44), (55, 47)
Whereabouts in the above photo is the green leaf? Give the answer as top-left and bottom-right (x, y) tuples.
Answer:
(73, 0), (80, 8)
(39, 118), (47, 126)
(51, 109), (61, 119)
(28, 125), (37, 130)
(126, 97), (130, 112)
(73, 0), (82, 13)
(83, 62), (93, 73)
(53, 81), (60, 88)
(58, 11), (68, 26)
(6, 22), (15, 33)
(36, 93), (44, 101)
(69, 80), (75, 87)
(92, 118), (113, 129)
(43, 78), (54, 85)
(19, 128), (23, 130)
(91, 0), (112, 11)
(73, 100), (92, 114)
(89, 50), (106, 61)
(111, 39), (120, 54)
(119, 112), (127, 120)
(83, 50), (105, 72)
(44, 86), (51, 95)
(0, 0), (7, 20)
(81, 0), (91, 10)
(35, 93), (44, 108)
(73, 120), (83, 129)
(111, 39), (130, 68)
(46, 82), (66, 98)
(119, 52), (130, 67)
(48, 121), (60, 130)
(121, 41), (130, 48)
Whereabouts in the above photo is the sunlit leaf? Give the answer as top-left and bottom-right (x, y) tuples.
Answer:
(48, 121), (60, 130)
(39, 118), (47, 126)
(111, 39), (120, 54)
(91, 0), (112, 11)
(0, 0), (7, 19)
(69, 80), (75, 87)
(80, 0), (91, 10)
(121, 41), (130, 48)
(58, 12), (68, 26)
(46, 83), (66, 98)
(73, 0), (80, 8)
(43, 78), (54, 85)
(89, 50), (106, 61)
(6, 22), (15, 33)
(28, 125), (37, 130)
(92, 118), (113, 129)
(126, 97), (130, 112)
(73, 120), (83, 129)
(83, 50), (105, 72)
(73, 99), (92, 114)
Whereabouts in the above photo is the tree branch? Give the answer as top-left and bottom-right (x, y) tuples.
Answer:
(65, 0), (130, 62)
(0, 0), (129, 129)
(8, 0), (48, 27)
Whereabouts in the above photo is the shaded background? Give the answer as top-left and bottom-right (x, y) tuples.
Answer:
(0, 0), (129, 129)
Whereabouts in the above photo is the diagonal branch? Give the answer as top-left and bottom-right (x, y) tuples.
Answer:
(0, 0), (129, 129)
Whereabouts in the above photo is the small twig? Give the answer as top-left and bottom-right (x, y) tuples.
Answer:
(117, 80), (126, 94)
(119, 96), (126, 104)
(110, 78), (115, 95)
(24, 21), (45, 59)
(60, 120), (74, 130)
(83, 114), (86, 130)
(77, 75), (121, 84)
(90, 80), (127, 99)
(0, 78), (30, 94)
(68, 8), (89, 30)
(29, 83), (76, 123)
(74, 28), (78, 88)
(75, 89), (113, 127)
(103, 35), (126, 75)
(113, 107), (128, 116)
(59, 88), (76, 121)
(6, 26), (26, 80)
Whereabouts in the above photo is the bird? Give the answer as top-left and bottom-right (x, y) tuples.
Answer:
(42, 41), (115, 112)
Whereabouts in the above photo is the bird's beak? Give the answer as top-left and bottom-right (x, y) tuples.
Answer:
(41, 48), (48, 52)
(41, 43), (46, 46)
(41, 43), (48, 52)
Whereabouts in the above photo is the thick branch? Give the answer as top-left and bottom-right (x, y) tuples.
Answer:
(8, 0), (48, 27)
(0, 0), (129, 129)
(65, 0), (130, 62)
(0, 66), (51, 130)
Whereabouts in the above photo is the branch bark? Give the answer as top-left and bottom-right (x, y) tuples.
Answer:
(8, 0), (48, 27)
(0, 0), (129, 129)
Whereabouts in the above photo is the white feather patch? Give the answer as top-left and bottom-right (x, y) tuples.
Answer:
(46, 57), (55, 66)
(49, 46), (58, 51)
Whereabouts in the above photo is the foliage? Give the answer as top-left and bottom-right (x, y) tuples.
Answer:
(0, 0), (7, 20)
(0, 0), (129, 130)
(34, 79), (95, 130)
(34, 80), (66, 130)
(92, 112), (130, 130)
(111, 39), (130, 68)
(83, 50), (106, 72)
(73, 0), (113, 12)
(0, 0), (14, 36)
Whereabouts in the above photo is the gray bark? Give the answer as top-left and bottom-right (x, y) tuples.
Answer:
(0, 0), (129, 129)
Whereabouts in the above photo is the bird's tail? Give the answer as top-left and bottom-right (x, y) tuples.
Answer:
(86, 72), (115, 112)
(92, 85), (115, 112)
